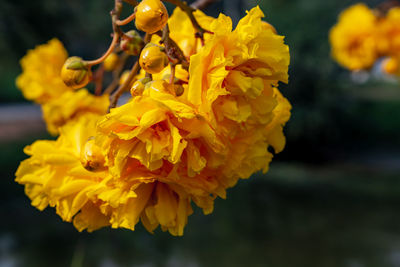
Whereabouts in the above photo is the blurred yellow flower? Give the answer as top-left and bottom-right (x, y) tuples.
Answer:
(329, 3), (378, 70)
(16, 38), (72, 103)
(382, 56), (400, 75)
(378, 7), (400, 57)
(42, 89), (109, 135)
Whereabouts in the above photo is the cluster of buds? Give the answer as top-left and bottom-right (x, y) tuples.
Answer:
(59, 0), (197, 104)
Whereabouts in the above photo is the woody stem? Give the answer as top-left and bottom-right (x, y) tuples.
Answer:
(116, 12), (136, 26)
(162, 0), (212, 44)
(85, 33), (119, 66)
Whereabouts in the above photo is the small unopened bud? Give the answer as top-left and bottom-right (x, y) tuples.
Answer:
(61, 57), (92, 89)
(103, 52), (120, 71)
(139, 43), (169, 74)
(80, 137), (106, 172)
(131, 77), (152, 96)
(174, 84), (184, 96)
(120, 30), (144, 56)
(135, 0), (168, 34)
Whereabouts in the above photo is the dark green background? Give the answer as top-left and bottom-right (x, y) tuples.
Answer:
(1, 0), (400, 266)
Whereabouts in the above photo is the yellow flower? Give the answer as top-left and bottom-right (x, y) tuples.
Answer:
(96, 81), (226, 234)
(15, 6), (291, 236)
(185, 6), (290, 184)
(16, 38), (72, 104)
(15, 112), (205, 235)
(15, 114), (111, 232)
(41, 89), (109, 135)
(378, 7), (400, 57)
(329, 3), (378, 70)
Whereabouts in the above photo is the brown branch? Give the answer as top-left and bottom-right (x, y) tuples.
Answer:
(109, 62), (140, 109)
(162, 0), (213, 44)
(158, 25), (189, 69)
(108, 33), (150, 109)
(122, 0), (139, 6)
(94, 65), (105, 95)
(116, 12), (136, 26)
(190, 0), (218, 10)
(85, 0), (124, 67)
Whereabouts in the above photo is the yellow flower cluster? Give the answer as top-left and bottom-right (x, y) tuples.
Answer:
(15, 6), (291, 236)
(330, 3), (400, 74)
(16, 39), (109, 135)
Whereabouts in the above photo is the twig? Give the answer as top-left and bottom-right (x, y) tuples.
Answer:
(94, 65), (105, 95)
(85, 33), (119, 66)
(85, 0), (124, 67)
(122, 0), (139, 6)
(116, 12), (136, 26)
(190, 0), (218, 10)
(162, 0), (213, 44)
(109, 61), (140, 109)
(108, 33), (150, 109)
(158, 25), (189, 69)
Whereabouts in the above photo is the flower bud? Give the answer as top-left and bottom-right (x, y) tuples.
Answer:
(135, 0), (168, 34)
(103, 52), (120, 71)
(61, 57), (92, 89)
(131, 77), (152, 96)
(139, 43), (169, 74)
(382, 57), (399, 75)
(80, 137), (106, 172)
(120, 30), (144, 56)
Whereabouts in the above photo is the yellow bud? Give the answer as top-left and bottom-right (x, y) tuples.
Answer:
(61, 57), (92, 89)
(80, 137), (106, 172)
(103, 52), (120, 71)
(135, 0), (168, 34)
(139, 43), (169, 74)
(120, 30), (144, 56)
(261, 21), (277, 34)
(131, 77), (151, 96)
(382, 57), (399, 75)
